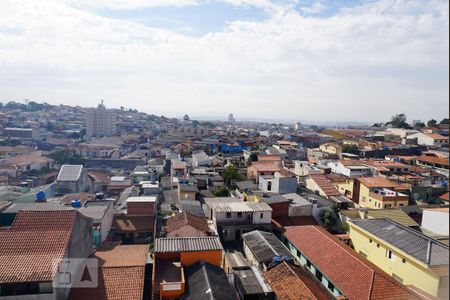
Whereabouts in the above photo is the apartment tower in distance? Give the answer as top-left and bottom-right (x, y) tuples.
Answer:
(85, 100), (116, 139)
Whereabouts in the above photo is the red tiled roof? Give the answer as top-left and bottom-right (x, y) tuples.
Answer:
(258, 155), (282, 161)
(165, 211), (209, 234)
(357, 177), (403, 189)
(416, 155), (449, 166)
(70, 242), (147, 300)
(438, 192), (449, 202)
(264, 261), (332, 300)
(309, 174), (341, 197)
(0, 211), (77, 284)
(250, 162), (282, 172)
(283, 226), (419, 300)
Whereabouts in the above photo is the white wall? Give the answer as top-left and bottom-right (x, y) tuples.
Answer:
(422, 210), (449, 235)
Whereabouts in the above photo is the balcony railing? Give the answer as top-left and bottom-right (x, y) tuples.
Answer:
(161, 282), (183, 291)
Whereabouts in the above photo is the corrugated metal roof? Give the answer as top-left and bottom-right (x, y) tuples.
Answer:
(212, 201), (272, 213)
(351, 219), (448, 266)
(57, 165), (83, 181)
(242, 230), (291, 264)
(155, 237), (223, 253)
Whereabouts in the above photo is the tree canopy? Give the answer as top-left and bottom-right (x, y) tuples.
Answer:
(222, 165), (241, 186)
(386, 113), (411, 129)
(320, 205), (340, 232)
(427, 119), (438, 127)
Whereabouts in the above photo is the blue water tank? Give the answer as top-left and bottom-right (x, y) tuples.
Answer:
(36, 191), (46, 202)
(71, 199), (82, 208)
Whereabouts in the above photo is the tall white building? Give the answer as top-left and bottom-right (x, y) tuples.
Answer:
(85, 101), (116, 139)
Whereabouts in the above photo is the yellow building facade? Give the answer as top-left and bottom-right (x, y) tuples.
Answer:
(349, 220), (449, 297)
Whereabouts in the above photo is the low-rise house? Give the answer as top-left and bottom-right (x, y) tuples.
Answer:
(0, 210), (93, 298)
(247, 162), (281, 183)
(327, 160), (372, 178)
(349, 219), (449, 298)
(410, 132), (449, 147)
(362, 159), (412, 177)
(232, 266), (275, 300)
(106, 175), (132, 194)
(206, 200), (273, 241)
(55, 164), (92, 195)
(319, 143), (342, 155)
(353, 177), (410, 209)
(183, 261), (236, 300)
(242, 230), (292, 271)
(416, 155), (449, 178)
(0, 154), (54, 178)
(305, 174), (341, 198)
(69, 242), (148, 300)
(178, 183), (198, 201)
(75, 143), (119, 158)
(153, 236), (224, 300)
(258, 172), (297, 194)
(264, 261), (332, 300)
(164, 211), (210, 237)
(340, 207), (419, 228)
(192, 151), (212, 167)
(112, 196), (156, 244)
(282, 225), (420, 300)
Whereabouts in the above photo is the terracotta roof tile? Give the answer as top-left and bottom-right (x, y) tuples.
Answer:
(283, 226), (419, 300)
(309, 174), (341, 197)
(165, 211), (209, 234)
(264, 261), (332, 300)
(70, 243), (147, 300)
(0, 211), (77, 284)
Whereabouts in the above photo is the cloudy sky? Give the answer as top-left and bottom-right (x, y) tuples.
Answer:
(0, 0), (448, 123)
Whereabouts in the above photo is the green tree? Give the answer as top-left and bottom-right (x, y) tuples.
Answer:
(386, 113), (411, 129)
(342, 144), (359, 155)
(320, 205), (340, 232)
(427, 119), (438, 127)
(48, 150), (84, 165)
(413, 122), (426, 129)
(222, 165), (241, 186)
(214, 186), (230, 197)
(440, 118), (449, 125)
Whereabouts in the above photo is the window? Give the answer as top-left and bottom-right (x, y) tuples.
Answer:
(306, 260), (312, 269)
(237, 212), (243, 218)
(386, 250), (396, 261)
(260, 213), (264, 219)
(226, 212), (232, 218)
(377, 244), (380, 248)
(369, 239), (372, 243)
(402, 258), (407, 264)
(297, 249), (301, 257)
(315, 270), (323, 281)
(327, 281), (335, 292)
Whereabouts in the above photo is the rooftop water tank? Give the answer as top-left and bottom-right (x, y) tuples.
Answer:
(36, 191), (46, 202)
(71, 199), (82, 208)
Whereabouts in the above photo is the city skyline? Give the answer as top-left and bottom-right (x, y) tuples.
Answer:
(0, 0), (448, 122)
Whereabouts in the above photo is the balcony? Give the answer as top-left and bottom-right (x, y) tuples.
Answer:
(155, 260), (185, 298)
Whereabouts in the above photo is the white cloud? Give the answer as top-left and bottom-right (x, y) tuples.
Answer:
(0, 0), (448, 122)
(300, 1), (327, 14)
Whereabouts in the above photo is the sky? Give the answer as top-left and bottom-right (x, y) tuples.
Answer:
(0, 0), (448, 123)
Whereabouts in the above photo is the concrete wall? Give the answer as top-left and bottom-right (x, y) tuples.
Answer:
(422, 210), (449, 236)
